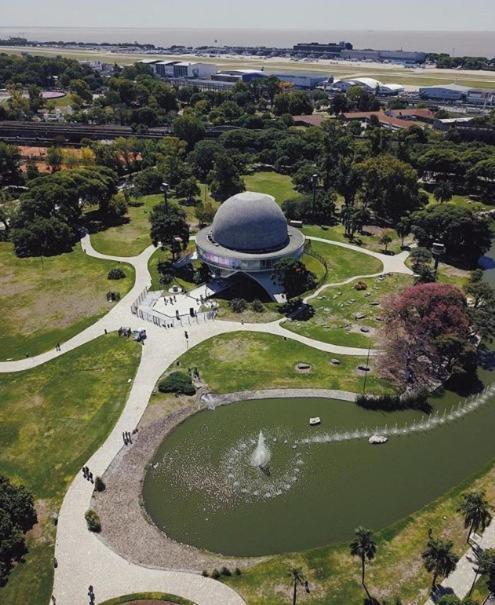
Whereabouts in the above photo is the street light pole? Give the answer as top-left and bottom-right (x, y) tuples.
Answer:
(161, 181), (169, 214)
(432, 241), (446, 280)
(311, 173), (318, 216)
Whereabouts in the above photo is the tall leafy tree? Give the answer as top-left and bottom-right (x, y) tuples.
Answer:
(149, 204), (189, 260)
(422, 530), (459, 590)
(457, 491), (493, 543)
(349, 526), (377, 601)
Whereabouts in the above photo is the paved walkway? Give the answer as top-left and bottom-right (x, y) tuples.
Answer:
(424, 522), (495, 604)
(1, 233), (458, 605)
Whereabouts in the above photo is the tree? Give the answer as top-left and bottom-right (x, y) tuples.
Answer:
(379, 231), (393, 252)
(272, 258), (316, 298)
(0, 475), (37, 585)
(208, 153), (245, 202)
(349, 526), (376, 602)
(175, 177), (200, 204)
(464, 275), (495, 340)
(0, 142), (21, 185)
(457, 491), (493, 543)
(189, 139), (223, 181)
(149, 204), (189, 260)
(354, 155), (422, 223)
(470, 548), (495, 596)
(433, 180), (454, 204)
(172, 114), (206, 149)
(422, 530), (459, 590)
(133, 167), (163, 196)
(46, 147), (63, 173)
(409, 247), (436, 283)
(395, 216), (412, 248)
(195, 201), (216, 226)
(288, 568), (309, 605)
(411, 204), (491, 265)
(378, 283), (474, 390)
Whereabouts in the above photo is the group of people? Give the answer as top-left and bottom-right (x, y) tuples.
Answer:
(122, 431), (133, 445)
(81, 466), (94, 483)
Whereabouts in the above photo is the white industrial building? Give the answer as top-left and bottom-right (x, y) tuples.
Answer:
(329, 77), (404, 96)
(420, 83), (495, 106)
(141, 60), (217, 79)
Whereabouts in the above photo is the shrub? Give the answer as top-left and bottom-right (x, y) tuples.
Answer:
(356, 391), (431, 413)
(220, 566), (232, 576)
(229, 298), (247, 313)
(234, 567), (242, 576)
(202, 570), (209, 577)
(211, 568), (221, 579)
(85, 509), (101, 533)
(158, 371), (196, 396)
(94, 476), (106, 492)
(107, 267), (126, 280)
(354, 281), (368, 291)
(438, 596), (461, 605)
(251, 299), (265, 313)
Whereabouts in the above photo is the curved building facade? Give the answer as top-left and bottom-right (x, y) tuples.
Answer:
(196, 192), (305, 276)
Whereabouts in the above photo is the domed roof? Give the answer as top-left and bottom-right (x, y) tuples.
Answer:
(211, 192), (289, 253)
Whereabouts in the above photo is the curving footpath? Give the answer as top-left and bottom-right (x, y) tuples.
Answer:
(0, 234), (422, 605)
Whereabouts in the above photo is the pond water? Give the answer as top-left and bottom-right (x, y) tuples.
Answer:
(142, 241), (495, 557)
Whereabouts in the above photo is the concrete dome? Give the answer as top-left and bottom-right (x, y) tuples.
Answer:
(211, 192), (289, 253)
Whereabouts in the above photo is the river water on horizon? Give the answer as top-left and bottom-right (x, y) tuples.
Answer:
(1, 27), (494, 57)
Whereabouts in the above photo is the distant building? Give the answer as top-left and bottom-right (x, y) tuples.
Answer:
(433, 117), (475, 131)
(293, 41), (352, 55)
(141, 60), (217, 79)
(272, 73), (329, 90)
(329, 78), (404, 96)
(342, 49), (427, 64)
(212, 69), (267, 83)
(420, 83), (495, 106)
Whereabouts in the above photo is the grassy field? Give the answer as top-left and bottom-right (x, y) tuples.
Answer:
(3, 46), (495, 88)
(304, 224), (407, 255)
(307, 238), (384, 281)
(89, 185), (216, 257)
(424, 190), (495, 213)
(223, 456), (495, 605)
(244, 171), (300, 205)
(175, 331), (389, 394)
(0, 242), (134, 360)
(0, 335), (141, 605)
(285, 273), (414, 347)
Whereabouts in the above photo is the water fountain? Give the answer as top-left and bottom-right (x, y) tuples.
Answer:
(250, 430), (271, 470)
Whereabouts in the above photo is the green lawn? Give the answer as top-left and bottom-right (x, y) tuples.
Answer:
(0, 335), (141, 605)
(0, 242), (134, 360)
(244, 171), (300, 205)
(307, 238), (384, 282)
(284, 273), (414, 348)
(224, 457), (495, 605)
(89, 185), (217, 257)
(304, 224), (407, 255)
(175, 332), (389, 395)
(424, 190), (494, 213)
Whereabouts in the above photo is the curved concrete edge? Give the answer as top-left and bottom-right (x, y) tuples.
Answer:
(203, 387), (358, 406)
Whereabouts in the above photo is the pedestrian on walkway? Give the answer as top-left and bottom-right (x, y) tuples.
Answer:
(88, 472), (94, 483)
(122, 432), (127, 445)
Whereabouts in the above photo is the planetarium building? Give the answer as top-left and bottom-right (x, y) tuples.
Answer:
(196, 192), (305, 297)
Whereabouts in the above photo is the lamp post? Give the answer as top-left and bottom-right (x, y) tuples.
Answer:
(311, 173), (318, 215)
(432, 241), (446, 279)
(160, 181), (169, 213)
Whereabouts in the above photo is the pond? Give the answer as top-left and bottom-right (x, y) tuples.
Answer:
(142, 240), (495, 557)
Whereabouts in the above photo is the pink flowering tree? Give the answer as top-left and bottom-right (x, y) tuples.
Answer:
(377, 282), (475, 391)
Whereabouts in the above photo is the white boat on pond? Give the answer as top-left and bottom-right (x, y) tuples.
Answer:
(309, 417), (321, 426)
(368, 434), (388, 444)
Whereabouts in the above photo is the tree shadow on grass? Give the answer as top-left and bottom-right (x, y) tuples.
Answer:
(83, 209), (130, 235)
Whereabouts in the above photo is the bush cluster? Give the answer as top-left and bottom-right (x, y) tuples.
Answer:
(85, 509), (101, 533)
(107, 267), (126, 280)
(356, 391), (431, 413)
(158, 371), (196, 396)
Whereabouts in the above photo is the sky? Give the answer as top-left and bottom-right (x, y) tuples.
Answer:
(1, 0), (495, 30)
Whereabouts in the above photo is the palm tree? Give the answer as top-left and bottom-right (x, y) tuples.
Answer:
(433, 180), (453, 204)
(422, 530), (459, 590)
(468, 546), (495, 596)
(349, 526), (376, 601)
(288, 568), (309, 605)
(457, 490), (493, 543)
